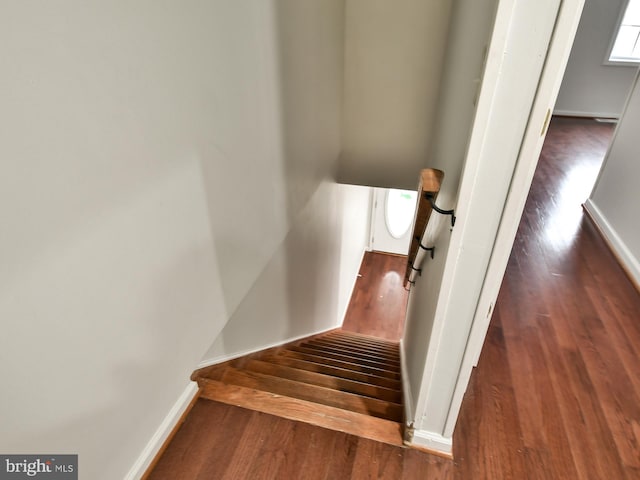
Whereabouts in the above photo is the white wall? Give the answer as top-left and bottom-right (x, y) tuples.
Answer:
(401, 0), (498, 429)
(0, 1), (345, 478)
(338, 0), (453, 190)
(201, 182), (371, 364)
(554, 0), (637, 117)
(586, 71), (640, 285)
(403, 0), (569, 454)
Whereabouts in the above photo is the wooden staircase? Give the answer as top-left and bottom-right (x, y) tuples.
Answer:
(191, 330), (405, 446)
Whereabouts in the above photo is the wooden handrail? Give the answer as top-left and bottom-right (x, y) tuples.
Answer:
(404, 169), (444, 286)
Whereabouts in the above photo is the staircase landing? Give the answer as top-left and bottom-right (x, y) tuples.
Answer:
(192, 330), (405, 446)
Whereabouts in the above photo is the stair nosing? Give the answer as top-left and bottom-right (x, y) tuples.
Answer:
(246, 359), (403, 403)
(197, 378), (404, 446)
(221, 367), (403, 422)
(288, 345), (401, 373)
(299, 342), (401, 367)
(259, 353), (402, 390)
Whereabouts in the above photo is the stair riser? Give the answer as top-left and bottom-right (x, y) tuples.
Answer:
(221, 368), (403, 422)
(321, 334), (400, 354)
(324, 332), (400, 350)
(306, 338), (401, 360)
(259, 354), (402, 390)
(289, 346), (400, 373)
(299, 342), (401, 368)
(246, 359), (402, 403)
(198, 378), (404, 446)
(278, 350), (401, 380)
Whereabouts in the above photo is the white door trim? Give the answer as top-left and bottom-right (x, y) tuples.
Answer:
(406, 0), (586, 449)
(443, 0), (586, 437)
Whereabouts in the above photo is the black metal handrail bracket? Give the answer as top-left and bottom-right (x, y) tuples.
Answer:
(424, 192), (456, 227)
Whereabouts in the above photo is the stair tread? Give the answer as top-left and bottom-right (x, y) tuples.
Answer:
(306, 337), (401, 359)
(221, 367), (403, 422)
(258, 353), (402, 390)
(197, 378), (404, 447)
(279, 349), (401, 379)
(289, 345), (400, 373)
(326, 331), (400, 349)
(246, 359), (402, 403)
(321, 336), (400, 354)
(298, 341), (401, 367)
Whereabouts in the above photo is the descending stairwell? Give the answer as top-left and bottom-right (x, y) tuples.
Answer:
(191, 330), (405, 446)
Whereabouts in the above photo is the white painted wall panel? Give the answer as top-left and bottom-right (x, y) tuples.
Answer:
(0, 1), (345, 478)
(555, 0), (636, 117)
(201, 182), (371, 364)
(588, 71), (640, 285)
(401, 0), (498, 426)
(339, 0), (453, 190)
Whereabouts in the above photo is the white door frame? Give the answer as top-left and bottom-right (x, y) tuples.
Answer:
(443, 0), (586, 437)
(369, 187), (417, 255)
(406, 0), (586, 453)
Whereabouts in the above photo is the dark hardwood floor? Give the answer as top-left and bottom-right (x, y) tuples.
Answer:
(147, 117), (640, 479)
(454, 116), (640, 479)
(341, 251), (409, 341)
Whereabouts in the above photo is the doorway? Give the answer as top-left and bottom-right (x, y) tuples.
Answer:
(370, 187), (418, 255)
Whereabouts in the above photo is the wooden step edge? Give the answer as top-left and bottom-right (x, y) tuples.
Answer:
(299, 342), (401, 367)
(222, 367), (404, 422)
(324, 333), (400, 352)
(198, 378), (405, 447)
(329, 331), (401, 348)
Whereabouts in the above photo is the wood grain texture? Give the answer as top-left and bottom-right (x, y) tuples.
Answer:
(149, 117), (640, 479)
(219, 367), (403, 421)
(341, 251), (409, 341)
(197, 380), (405, 446)
(405, 168), (444, 285)
(258, 353), (402, 390)
(453, 116), (640, 479)
(245, 359), (403, 403)
(146, 399), (451, 480)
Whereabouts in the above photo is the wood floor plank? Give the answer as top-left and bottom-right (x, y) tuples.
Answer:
(320, 431), (359, 480)
(146, 400), (250, 480)
(296, 427), (344, 480)
(341, 251), (409, 341)
(242, 416), (297, 480)
(270, 421), (317, 479)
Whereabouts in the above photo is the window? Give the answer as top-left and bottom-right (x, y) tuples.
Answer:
(385, 189), (417, 239)
(608, 0), (640, 64)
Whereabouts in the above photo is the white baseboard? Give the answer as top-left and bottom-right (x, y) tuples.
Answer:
(583, 200), (640, 289)
(410, 429), (453, 456)
(399, 339), (414, 428)
(553, 109), (620, 119)
(125, 382), (200, 480)
(196, 325), (338, 370)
